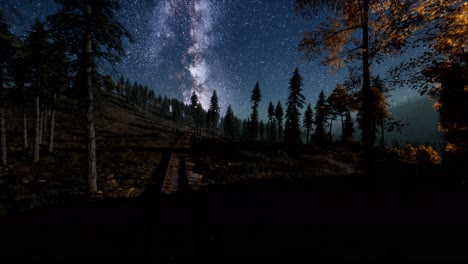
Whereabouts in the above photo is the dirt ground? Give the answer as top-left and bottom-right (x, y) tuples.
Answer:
(0, 92), (190, 215)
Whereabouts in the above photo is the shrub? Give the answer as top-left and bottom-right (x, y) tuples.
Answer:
(396, 144), (441, 165)
(416, 145), (441, 165)
(399, 144), (417, 161)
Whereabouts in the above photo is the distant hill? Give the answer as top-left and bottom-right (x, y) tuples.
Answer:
(387, 96), (444, 150)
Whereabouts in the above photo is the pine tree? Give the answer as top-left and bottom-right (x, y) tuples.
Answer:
(250, 82), (262, 140)
(26, 21), (52, 163)
(10, 37), (29, 151)
(275, 101), (284, 141)
(207, 90), (220, 136)
(285, 68), (305, 145)
(47, 41), (69, 154)
(267, 101), (276, 142)
(0, 10), (22, 165)
(224, 105), (236, 139)
(303, 103), (313, 144)
(314, 90), (328, 146)
(190, 91), (200, 135)
(48, 0), (131, 194)
(259, 120), (265, 142)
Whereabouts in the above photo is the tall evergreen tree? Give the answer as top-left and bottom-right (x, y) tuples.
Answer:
(250, 82), (262, 140)
(47, 41), (69, 154)
(267, 101), (276, 142)
(48, 0), (131, 194)
(285, 68), (305, 145)
(314, 90), (328, 146)
(259, 120), (265, 141)
(10, 37), (29, 151)
(207, 90), (220, 136)
(303, 103), (313, 144)
(275, 101), (284, 141)
(190, 91), (201, 135)
(0, 10), (21, 165)
(26, 20), (52, 163)
(223, 105), (236, 139)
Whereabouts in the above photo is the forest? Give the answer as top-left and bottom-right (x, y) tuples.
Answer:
(0, 0), (467, 262)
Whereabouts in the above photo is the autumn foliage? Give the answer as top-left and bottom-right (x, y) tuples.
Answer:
(396, 144), (441, 165)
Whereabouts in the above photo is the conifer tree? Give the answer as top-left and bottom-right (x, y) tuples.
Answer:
(303, 103), (313, 144)
(285, 68), (305, 145)
(267, 101), (276, 142)
(49, 0), (131, 193)
(250, 82), (262, 140)
(275, 101), (284, 141)
(207, 90), (220, 136)
(314, 90), (328, 146)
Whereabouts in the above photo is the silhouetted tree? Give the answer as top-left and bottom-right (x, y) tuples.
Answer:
(26, 21), (51, 162)
(223, 105), (236, 139)
(207, 90), (220, 136)
(267, 101), (276, 142)
(47, 42), (69, 154)
(303, 103), (313, 144)
(259, 120), (265, 141)
(314, 90), (328, 146)
(343, 110), (354, 142)
(285, 68), (305, 145)
(327, 84), (353, 141)
(49, 0), (131, 193)
(148, 89), (155, 109)
(250, 82), (262, 140)
(10, 37), (29, 151)
(275, 101), (283, 141)
(0, 9), (21, 165)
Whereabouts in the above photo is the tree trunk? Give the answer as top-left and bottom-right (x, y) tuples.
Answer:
(0, 66), (7, 166)
(48, 93), (56, 154)
(380, 118), (385, 149)
(38, 105), (43, 144)
(306, 128), (310, 144)
(361, 0), (375, 177)
(44, 105), (48, 134)
(340, 115), (345, 140)
(20, 82), (28, 150)
(33, 95), (40, 162)
(85, 3), (97, 194)
(329, 118), (333, 142)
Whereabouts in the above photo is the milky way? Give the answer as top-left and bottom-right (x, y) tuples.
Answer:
(134, 0), (226, 109)
(9, 0), (420, 120)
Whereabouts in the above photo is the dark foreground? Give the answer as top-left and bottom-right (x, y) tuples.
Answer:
(1, 173), (468, 262)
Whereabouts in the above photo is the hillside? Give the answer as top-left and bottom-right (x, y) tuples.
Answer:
(0, 90), (191, 215)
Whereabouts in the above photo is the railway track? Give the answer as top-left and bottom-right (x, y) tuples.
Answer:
(161, 131), (194, 195)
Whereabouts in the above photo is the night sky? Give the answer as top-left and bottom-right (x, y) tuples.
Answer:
(8, 0), (419, 120)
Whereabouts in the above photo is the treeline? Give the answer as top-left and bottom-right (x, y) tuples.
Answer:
(221, 68), (402, 149)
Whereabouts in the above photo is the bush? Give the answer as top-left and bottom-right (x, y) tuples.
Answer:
(396, 144), (441, 165)
(416, 145), (441, 165)
(399, 144), (417, 161)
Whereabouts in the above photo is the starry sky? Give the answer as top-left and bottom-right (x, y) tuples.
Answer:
(8, 0), (419, 120)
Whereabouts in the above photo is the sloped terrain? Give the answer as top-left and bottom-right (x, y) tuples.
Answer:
(0, 91), (190, 215)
